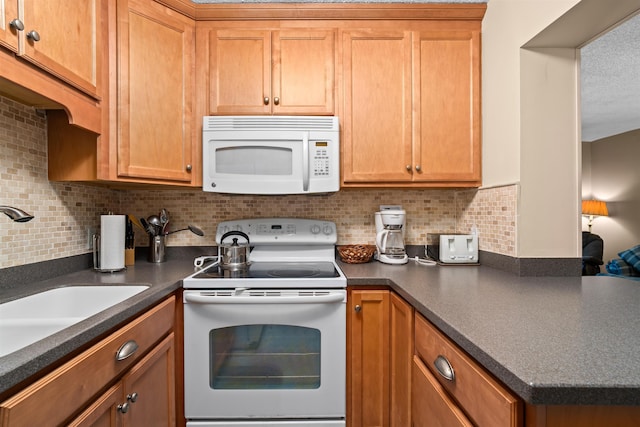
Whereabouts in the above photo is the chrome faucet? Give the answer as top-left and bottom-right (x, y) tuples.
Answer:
(0, 206), (34, 222)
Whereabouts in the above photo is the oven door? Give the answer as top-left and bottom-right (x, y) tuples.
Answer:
(183, 289), (346, 421)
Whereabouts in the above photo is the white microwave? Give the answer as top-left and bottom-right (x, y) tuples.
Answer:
(202, 116), (340, 195)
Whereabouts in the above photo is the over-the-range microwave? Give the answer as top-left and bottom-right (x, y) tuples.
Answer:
(202, 116), (340, 195)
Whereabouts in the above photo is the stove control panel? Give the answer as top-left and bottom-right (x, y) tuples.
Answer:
(216, 218), (337, 245)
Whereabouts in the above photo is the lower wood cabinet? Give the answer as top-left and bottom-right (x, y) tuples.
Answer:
(0, 296), (176, 427)
(347, 289), (412, 427)
(69, 333), (175, 426)
(414, 312), (522, 427)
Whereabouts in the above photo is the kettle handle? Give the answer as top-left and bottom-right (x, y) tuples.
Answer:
(220, 230), (250, 245)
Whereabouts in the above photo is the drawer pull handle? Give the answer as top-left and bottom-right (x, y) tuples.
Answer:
(434, 355), (455, 381)
(115, 340), (139, 361)
(117, 402), (130, 413)
(127, 392), (138, 403)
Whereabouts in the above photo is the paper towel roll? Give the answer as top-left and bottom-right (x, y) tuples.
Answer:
(99, 214), (126, 271)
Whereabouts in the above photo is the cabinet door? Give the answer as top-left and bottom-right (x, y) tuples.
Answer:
(123, 333), (175, 426)
(272, 29), (335, 115)
(21, 0), (102, 97)
(348, 289), (390, 427)
(208, 29), (271, 114)
(390, 293), (413, 427)
(0, 0), (19, 52)
(341, 30), (413, 184)
(412, 355), (473, 427)
(67, 384), (123, 427)
(413, 30), (481, 183)
(117, 0), (195, 183)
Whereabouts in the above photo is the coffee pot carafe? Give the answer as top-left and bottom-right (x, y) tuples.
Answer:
(375, 209), (408, 265)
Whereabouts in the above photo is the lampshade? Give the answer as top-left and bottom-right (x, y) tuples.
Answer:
(582, 200), (609, 217)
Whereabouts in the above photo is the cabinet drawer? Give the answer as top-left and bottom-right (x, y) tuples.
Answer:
(0, 296), (175, 427)
(414, 313), (522, 427)
(412, 355), (472, 427)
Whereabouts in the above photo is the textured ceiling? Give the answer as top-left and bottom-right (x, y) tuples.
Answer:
(580, 13), (640, 142)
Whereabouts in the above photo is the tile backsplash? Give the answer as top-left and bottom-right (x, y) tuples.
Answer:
(0, 96), (516, 269)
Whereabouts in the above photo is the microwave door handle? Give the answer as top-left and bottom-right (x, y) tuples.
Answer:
(184, 292), (345, 304)
(302, 131), (310, 192)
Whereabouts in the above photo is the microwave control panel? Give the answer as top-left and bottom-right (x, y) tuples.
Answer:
(312, 141), (331, 177)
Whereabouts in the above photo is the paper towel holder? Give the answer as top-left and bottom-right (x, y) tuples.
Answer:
(93, 234), (126, 272)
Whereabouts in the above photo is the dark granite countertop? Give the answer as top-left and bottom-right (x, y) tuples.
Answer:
(339, 259), (640, 406)
(0, 251), (207, 397)
(2, 251), (640, 407)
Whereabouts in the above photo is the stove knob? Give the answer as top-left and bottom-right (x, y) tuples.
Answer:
(311, 224), (321, 234)
(322, 224), (333, 235)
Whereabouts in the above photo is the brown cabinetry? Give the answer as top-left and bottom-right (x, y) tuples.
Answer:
(0, 296), (176, 427)
(347, 289), (412, 427)
(0, 0), (103, 97)
(112, 0), (196, 184)
(414, 312), (522, 427)
(199, 27), (335, 115)
(341, 24), (482, 188)
(47, 0), (199, 186)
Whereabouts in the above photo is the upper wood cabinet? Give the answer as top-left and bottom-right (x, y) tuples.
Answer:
(114, 0), (196, 183)
(413, 30), (481, 184)
(1, 0), (102, 98)
(200, 27), (335, 115)
(341, 25), (482, 188)
(341, 30), (413, 184)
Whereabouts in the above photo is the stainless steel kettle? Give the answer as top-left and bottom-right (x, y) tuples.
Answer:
(218, 231), (251, 270)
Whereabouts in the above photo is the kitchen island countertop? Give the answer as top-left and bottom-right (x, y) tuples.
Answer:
(340, 259), (640, 406)
(2, 255), (640, 407)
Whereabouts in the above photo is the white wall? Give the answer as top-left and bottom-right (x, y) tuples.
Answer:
(482, 0), (640, 258)
(584, 129), (640, 263)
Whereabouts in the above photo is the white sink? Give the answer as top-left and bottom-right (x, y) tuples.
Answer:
(0, 285), (149, 357)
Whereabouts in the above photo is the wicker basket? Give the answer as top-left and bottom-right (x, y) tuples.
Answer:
(337, 245), (376, 264)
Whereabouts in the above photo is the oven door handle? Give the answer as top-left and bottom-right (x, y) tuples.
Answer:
(183, 292), (345, 304)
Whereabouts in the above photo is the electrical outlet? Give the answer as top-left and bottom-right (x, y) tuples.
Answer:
(86, 227), (96, 250)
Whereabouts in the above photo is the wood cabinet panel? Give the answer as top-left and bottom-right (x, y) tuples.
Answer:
(20, 0), (102, 98)
(205, 27), (335, 115)
(123, 333), (176, 426)
(116, 0), (195, 183)
(67, 383), (123, 427)
(390, 292), (412, 427)
(272, 30), (335, 115)
(0, 0), (19, 52)
(341, 24), (482, 188)
(348, 289), (390, 427)
(413, 30), (481, 182)
(412, 355), (473, 427)
(415, 313), (522, 427)
(341, 30), (413, 183)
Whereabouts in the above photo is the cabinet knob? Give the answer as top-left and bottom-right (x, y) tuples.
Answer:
(127, 392), (138, 403)
(186, 164), (192, 172)
(354, 304), (362, 313)
(264, 97), (270, 105)
(274, 97), (280, 105)
(26, 30), (40, 42)
(9, 19), (24, 31)
(406, 165), (412, 172)
(434, 355), (455, 382)
(117, 402), (130, 414)
(415, 165), (422, 172)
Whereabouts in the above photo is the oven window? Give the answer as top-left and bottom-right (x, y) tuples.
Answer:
(216, 146), (293, 176)
(209, 324), (321, 389)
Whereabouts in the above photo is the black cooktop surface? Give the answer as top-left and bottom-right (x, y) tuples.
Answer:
(191, 261), (341, 280)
